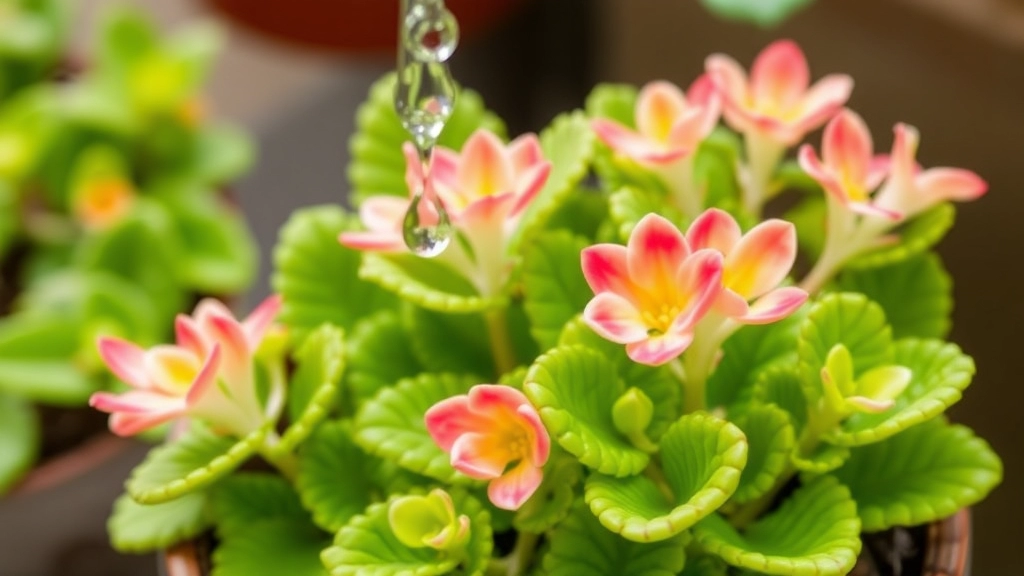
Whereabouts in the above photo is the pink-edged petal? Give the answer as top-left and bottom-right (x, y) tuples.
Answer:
(583, 292), (649, 344)
(713, 289), (750, 319)
(581, 243), (633, 295)
(430, 147), (460, 191)
(669, 248), (724, 331)
(686, 73), (718, 108)
(204, 311), (250, 372)
(175, 315), (208, 358)
(242, 294), (282, 348)
(890, 123), (920, 185)
(686, 208), (742, 254)
(194, 298), (234, 325)
(450, 432), (510, 480)
(424, 395), (488, 452)
(516, 404), (550, 467)
(797, 145), (846, 202)
(457, 130), (515, 198)
(916, 168), (988, 202)
(591, 119), (686, 164)
(751, 40), (810, 110)
(338, 230), (405, 252)
(625, 331), (694, 366)
(488, 461), (543, 511)
(509, 161), (551, 218)
(403, 141), (426, 196)
(467, 384), (531, 414)
(460, 192), (517, 228)
(822, 109), (873, 184)
(97, 337), (150, 390)
(626, 213), (691, 292)
(358, 196), (409, 233)
(184, 344), (223, 406)
(636, 81), (689, 143)
(666, 103), (720, 152)
(108, 408), (184, 437)
(723, 219), (798, 299)
(791, 74), (853, 135)
(144, 345), (201, 396)
(89, 389), (183, 415)
(866, 155), (891, 190)
(507, 134), (544, 174)
(735, 286), (808, 324)
(847, 200), (903, 221)
(705, 53), (749, 106)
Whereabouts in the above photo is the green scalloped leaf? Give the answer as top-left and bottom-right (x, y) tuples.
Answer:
(0, 394), (37, 493)
(321, 490), (493, 576)
(345, 311), (423, 406)
(191, 124), (255, 185)
(848, 203), (955, 270)
(543, 500), (687, 576)
(752, 366), (808, 432)
(693, 477), (861, 576)
(557, 317), (680, 440)
(127, 422), (268, 504)
(360, 253), (505, 313)
(298, 420), (422, 533)
(797, 293), (892, 405)
(784, 195), (826, 261)
(211, 473), (310, 537)
(585, 83), (637, 127)
(271, 205), (397, 343)
(833, 418), (1002, 531)
(732, 404), (796, 505)
(608, 186), (683, 242)
(348, 73), (505, 205)
(514, 454), (582, 533)
(584, 413), (747, 542)
(404, 305), (495, 379)
(108, 490), (209, 553)
(276, 323), (345, 455)
(521, 231), (592, 350)
(512, 112), (596, 250)
(700, 0), (814, 27)
(525, 346), (649, 477)
(708, 311), (804, 410)
(827, 339), (974, 447)
(213, 519), (329, 576)
(542, 186), (610, 241)
(836, 252), (952, 339)
(679, 555), (730, 576)
(792, 443), (850, 475)
(354, 373), (476, 483)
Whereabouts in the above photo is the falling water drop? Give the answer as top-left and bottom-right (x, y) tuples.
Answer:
(403, 0), (459, 62)
(402, 185), (453, 257)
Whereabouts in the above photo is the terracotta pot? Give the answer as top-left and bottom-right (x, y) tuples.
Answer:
(203, 0), (529, 53)
(161, 509), (973, 576)
(0, 432), (153, 576)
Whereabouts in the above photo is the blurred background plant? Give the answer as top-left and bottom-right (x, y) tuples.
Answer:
(0, 0), (257, 495)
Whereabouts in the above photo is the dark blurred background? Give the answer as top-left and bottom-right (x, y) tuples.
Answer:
(39, 0), (1022, 573)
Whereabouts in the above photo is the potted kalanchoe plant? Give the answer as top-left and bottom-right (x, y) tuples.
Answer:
(96, 40), (1001, 576)
(0, 1), (256, 499)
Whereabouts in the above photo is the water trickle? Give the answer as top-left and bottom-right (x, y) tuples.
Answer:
(395, 0), (460, 258)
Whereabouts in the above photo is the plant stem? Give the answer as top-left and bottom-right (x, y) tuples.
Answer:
(485, 308), (517, 376)
(259, 432), (299, 482)
(644, 460), (676, 503)
(741, 130), (785, 219)
(504, 531), (539, 576)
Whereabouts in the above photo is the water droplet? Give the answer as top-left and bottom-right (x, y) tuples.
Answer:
(402, 191), (452, 258)
(395, 60), (456, 151)
(403, 1), (459, 62)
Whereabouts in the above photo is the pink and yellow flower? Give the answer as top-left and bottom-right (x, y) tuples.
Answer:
(706, 39), (852, 145)
(425, 385), (550, 511)
(581, 213), (724, 366)
(798, 109), (900, 220)
(686, 209), (807, 324)
(89, 295), (283, 438)
(591, 77), (720, 165)
(874, 123), (987, 219)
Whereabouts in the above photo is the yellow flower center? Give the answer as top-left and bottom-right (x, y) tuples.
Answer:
(641, 302), (682, 336)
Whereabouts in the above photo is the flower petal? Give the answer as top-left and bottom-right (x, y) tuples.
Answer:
(751, 40), (810, 110)
(510, 161), (551, 218)
(108, 407), (185, 437)
(686, 73), (718, 108)
(97, 337), (150, 390)
(636, 81), (689, 143)
(625, 331), (694, 366)
(823, 109), (872, 185)
(581, 243), (632, 295)
(705, 53), (749, 108)
(670, 248), (724, 331)
(403, 142), (426, 196)
(507, 133), (544, 174)
(203, 310), (251, 377)
(358, 196), (409, 233)
(144, 345), (202, 396)
(242, 294), (282, 349)
(488, 461), (543, 511)
(797, 144), (847, 202)
(175, 315), (208, 358)
(723, 219), (797, 300)
(686, 208), (742, 254)
(450, 432), (510, 480)
(425, 395), (489, 452)
(627, 213), (691, 293)
(792, 74), (853, 135)
(89, 389), (183, 415)
(338, 230), (406, 252)
(591, 119), (686, 164)
(583, 292), (649, 344)
(457, 130), (515, 198)
(735, 286), (808, 324)
(917, 168), (987, 203)
(516, 404), (550, 468)
(184, 344), (223, 407)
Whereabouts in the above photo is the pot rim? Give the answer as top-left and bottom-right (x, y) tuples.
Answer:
(160, 508), (973, 576)
(7, 432), (132, 497)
